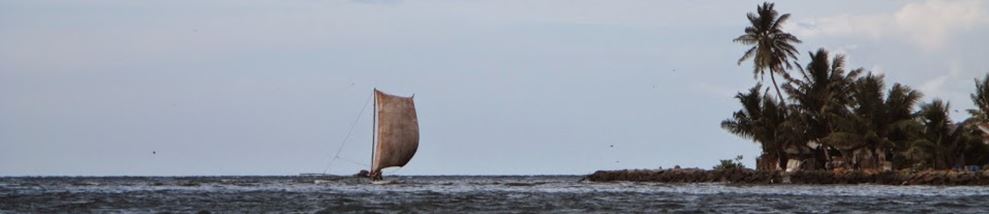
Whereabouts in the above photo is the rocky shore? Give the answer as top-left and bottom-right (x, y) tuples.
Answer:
(587, 169), (989, 185)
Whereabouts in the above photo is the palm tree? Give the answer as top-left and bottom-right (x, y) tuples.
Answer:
(782, 48), (859, 169)
(734, 2), (802, 103)
(967, 73), (989, 162)
(956, 120), (989, 167)
(883, 84), (924, 169)
(824, 73), (922, 170)
(784, 49), (858, 139)
(722, 84), (790, 170)
(969, 73), (989, 122)
(908, 100), (966, 169)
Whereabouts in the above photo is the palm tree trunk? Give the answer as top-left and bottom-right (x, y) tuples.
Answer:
(777, 142), (788, 171)
(934, 148), (944, 169)
(777, 150), (786, 171)
(769, 71), (786, 104)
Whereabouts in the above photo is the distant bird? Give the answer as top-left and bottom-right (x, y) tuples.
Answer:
(609, 145), (614, 148)
(153, 151), (157, 155)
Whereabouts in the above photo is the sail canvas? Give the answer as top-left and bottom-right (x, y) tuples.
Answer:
(371, 89), (420, 173)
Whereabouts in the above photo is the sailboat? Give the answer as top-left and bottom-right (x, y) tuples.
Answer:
(367, 89), (420, 181)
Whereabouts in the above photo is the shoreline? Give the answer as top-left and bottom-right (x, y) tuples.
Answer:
(586, 169), (989, 186)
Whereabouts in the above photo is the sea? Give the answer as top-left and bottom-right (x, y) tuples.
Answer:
(3, 175), (989, 213)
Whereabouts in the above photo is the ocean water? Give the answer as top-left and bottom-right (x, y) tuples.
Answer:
(3, 175), (989, 213)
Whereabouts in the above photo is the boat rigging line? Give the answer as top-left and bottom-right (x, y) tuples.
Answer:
(322, 93), (373, 174)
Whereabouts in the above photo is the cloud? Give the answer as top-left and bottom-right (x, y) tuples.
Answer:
(869, 65), (885, 75)
(918, 62), (963, 100)
(919, 71), (952, 97)
(790, 0), (989, 50)
(819, 44), (858, 58)
(791, 14), (888, 39)
(896, 0), (988, 50)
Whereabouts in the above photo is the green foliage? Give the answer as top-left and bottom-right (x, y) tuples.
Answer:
(721, 84), (789, 169)
(969, 74), (989, 122)
(734, 2), (802, 102)
(964, 74), (989, 166)
(714, 155), (747, 171)
(902, 100), (989, 169)
(723, 2), (988, 172)
(783, 49), (859, 145)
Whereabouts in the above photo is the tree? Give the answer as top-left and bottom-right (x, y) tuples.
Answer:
(783, 49), (859, 152)
(882, 83), (925, 169)
(722, 3), (988, 172)
(907, 100), (969, 169)
(969, 73), (989, 123)
(965, 73), (989, 165)
(714, 155), (747, 171)
(734, 2), (802, 103)
(721, 84), (790, 170)
(823, 73), (922, 170)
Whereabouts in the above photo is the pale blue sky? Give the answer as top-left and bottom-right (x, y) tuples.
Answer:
(2, 0), (987, 176)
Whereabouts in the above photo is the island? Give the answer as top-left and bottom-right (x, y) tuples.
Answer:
(589, 2), (989, 185)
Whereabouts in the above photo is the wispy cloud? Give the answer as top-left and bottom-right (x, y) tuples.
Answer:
(869, 65), (885, 75)
(918, 61), (964, 100)
(896, 0), (988, 50)
(790, 0), (989, 51)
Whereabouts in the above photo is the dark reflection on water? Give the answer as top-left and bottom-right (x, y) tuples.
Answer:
(3, 175), (989, 213)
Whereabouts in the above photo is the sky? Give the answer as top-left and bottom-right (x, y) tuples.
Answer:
(1, 0), (988, 176)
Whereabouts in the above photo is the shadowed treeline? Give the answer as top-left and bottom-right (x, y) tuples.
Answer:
(723, 2), (989, 172)
(588, 169), (989, 185)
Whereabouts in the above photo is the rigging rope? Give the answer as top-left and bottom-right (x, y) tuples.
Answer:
(337, 156), (370, 168)
(322, 93), (373, 174)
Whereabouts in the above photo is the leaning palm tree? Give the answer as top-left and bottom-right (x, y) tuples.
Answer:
(734, 2), (802, 103)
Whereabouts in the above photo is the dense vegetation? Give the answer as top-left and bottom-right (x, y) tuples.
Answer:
(714, 155), (747, 171)
(723, 2), (989, 172)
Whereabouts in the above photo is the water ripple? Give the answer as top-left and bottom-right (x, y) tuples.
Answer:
(3, 176), (989, 213)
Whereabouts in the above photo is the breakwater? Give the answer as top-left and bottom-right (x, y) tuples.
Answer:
(587, 169), (989, 185)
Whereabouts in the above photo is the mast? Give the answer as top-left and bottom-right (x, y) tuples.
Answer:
(371, 89), (377, 173)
